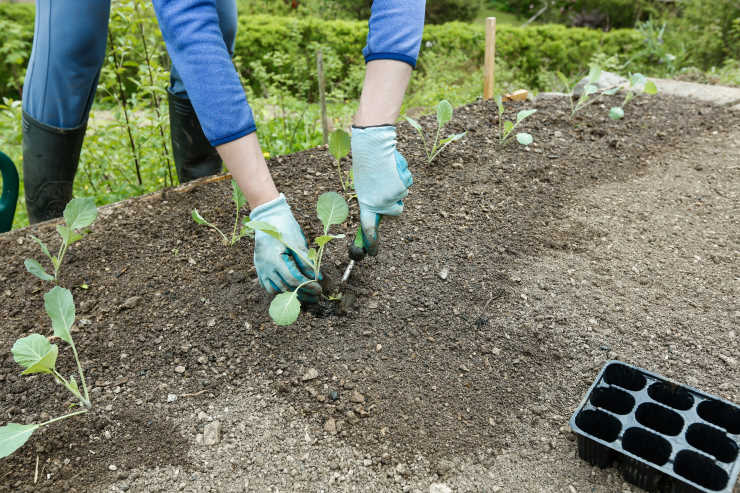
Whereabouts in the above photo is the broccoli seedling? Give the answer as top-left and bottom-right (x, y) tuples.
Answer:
(609, 73), (658, 120)
(24, 197), (98, 283)
(243, 191), (348, 326)
(405, 100), (466, 164)
(495, 95), (537, 146)
(192, 180), (253, 246)
(329, 128), (352, 193)
(0, 287), (91, 458)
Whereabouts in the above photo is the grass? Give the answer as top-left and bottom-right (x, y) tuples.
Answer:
(474, 8), (530, 26)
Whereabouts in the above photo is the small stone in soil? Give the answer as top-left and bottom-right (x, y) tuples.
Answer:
(122, 296), (140, 309)
(324, 418), (337, 435)
(429, 484), (452, 493)
(203, 420), (222, 446)
(438, 268), (449, 280)
(350, 390), (365, 403)
(174, 365), (186, 374)
(302, 368), (319, 381)
(329, 390), (339, 401)
(108, 465), (118, 471)
(167, 394), (177, 403)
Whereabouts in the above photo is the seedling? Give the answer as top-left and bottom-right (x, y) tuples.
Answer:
(558, 65), (614, 119)
(24, 197), (98, 283)
(192, 180), (253, 246)
(495, 95), (537, 146)
(243, 191), (348, 326)
(329, 128), (351, 192)
(0, 286), (91, 458)
(608, 73), (658, 120)
(405, 100), (466, 163)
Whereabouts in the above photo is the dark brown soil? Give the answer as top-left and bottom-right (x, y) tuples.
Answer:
(1, 94), (738, 492)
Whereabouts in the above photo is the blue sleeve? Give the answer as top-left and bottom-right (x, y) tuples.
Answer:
(152, 0), (256, 147)
(362, 0), (426, 68)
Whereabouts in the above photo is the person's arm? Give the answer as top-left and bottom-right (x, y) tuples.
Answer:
(352, 1), (425, 255)
(151, 0), (319, 300)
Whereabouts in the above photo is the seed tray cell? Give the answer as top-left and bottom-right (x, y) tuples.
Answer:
(570, 361), (740, 493)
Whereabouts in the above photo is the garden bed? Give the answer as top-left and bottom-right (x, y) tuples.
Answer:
(1, 94), (738, 492)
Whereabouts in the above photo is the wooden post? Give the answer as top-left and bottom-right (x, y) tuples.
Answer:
(483, 17), (496, 100)
(316, 49), (329, 145)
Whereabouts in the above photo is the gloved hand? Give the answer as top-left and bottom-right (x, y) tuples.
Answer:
(351, 125), (413, 256)
(249, 194), (321, 303)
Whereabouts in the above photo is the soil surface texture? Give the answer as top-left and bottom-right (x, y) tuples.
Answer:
(1, 94), (738, 493)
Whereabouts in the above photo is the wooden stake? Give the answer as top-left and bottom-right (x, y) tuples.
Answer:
(484, 17), (496, 100)
(316, 49), (329, 145)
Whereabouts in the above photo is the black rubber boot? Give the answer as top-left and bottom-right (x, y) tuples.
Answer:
(22, 112), (86, 224)
(168, 91), (222, 183)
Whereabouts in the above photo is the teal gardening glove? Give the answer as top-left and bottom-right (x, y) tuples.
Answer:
(351, 125), (413, 256)
(250, 194), (321, 303)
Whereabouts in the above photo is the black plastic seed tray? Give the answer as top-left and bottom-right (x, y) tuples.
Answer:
(569, 361), (740, 493)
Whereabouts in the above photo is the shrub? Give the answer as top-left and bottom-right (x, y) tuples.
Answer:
(670, 0), (740, 69)
(506, 0), (660, 29)
(425, 0), (483, 25)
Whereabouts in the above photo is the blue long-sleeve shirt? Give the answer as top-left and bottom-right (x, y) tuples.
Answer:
(152, 0), (425, 147)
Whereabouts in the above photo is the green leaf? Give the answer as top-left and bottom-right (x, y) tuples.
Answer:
(404, 116), (423, 134)
(0, 423), (39, 459)
(11, 334), (58, 375)
(231, 180), (246, 211)
(588, 64), (602, 84)
(516, 133), (533, 146)
(314, 233), (345, 248)
(30, 235), (52, 262)
(56, 224), (72, 245)
(269, 292), (300, 326)
(244, 220), (283, 242)
(609, 107), (625, 120)
(440, 132), (466, 145)
(24, 259), (54, 282)
(583, 84), (598, 97)
(328, 129), (350, 161)
(602, 87), (620, 96)
(63, 197), (97, 230)
(191, 209), (209, 225)
(307, 248), (318, 264)
(45, 286), (75, 345)
(494, 94), (504, 115)
(436, 100), (453, 127)
(503, 120), (514, 134)
(644, 80), (658, 95)
(316, 192), (349, 229)
(516, 109), (537, 123)
(630, 73), (647, 88)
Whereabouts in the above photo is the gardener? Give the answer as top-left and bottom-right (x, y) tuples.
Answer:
(21, 0), (424, 300)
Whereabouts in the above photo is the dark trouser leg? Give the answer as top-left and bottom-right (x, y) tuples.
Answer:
(22, 0), (110, 223)
(167, 0), (238, 183)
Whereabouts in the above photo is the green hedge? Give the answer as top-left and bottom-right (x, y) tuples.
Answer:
(0, 4), (645, 102)
(239, 16), (644, 98)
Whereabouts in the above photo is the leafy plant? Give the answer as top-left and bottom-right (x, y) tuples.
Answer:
(243, 191), (348, 326)
(494, 95), (537, 146)
(558, 65), (618, 120)
(328, 128), (351, 192)
(405, 100), (466, 163)
(24, 198), (98, 283)
(192, 180), (253, 246)
(608, 73), (658, 120)
(0, 286), (91, 458)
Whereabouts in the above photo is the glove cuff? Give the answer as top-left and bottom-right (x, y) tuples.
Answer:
(249, 193), (287, 220)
